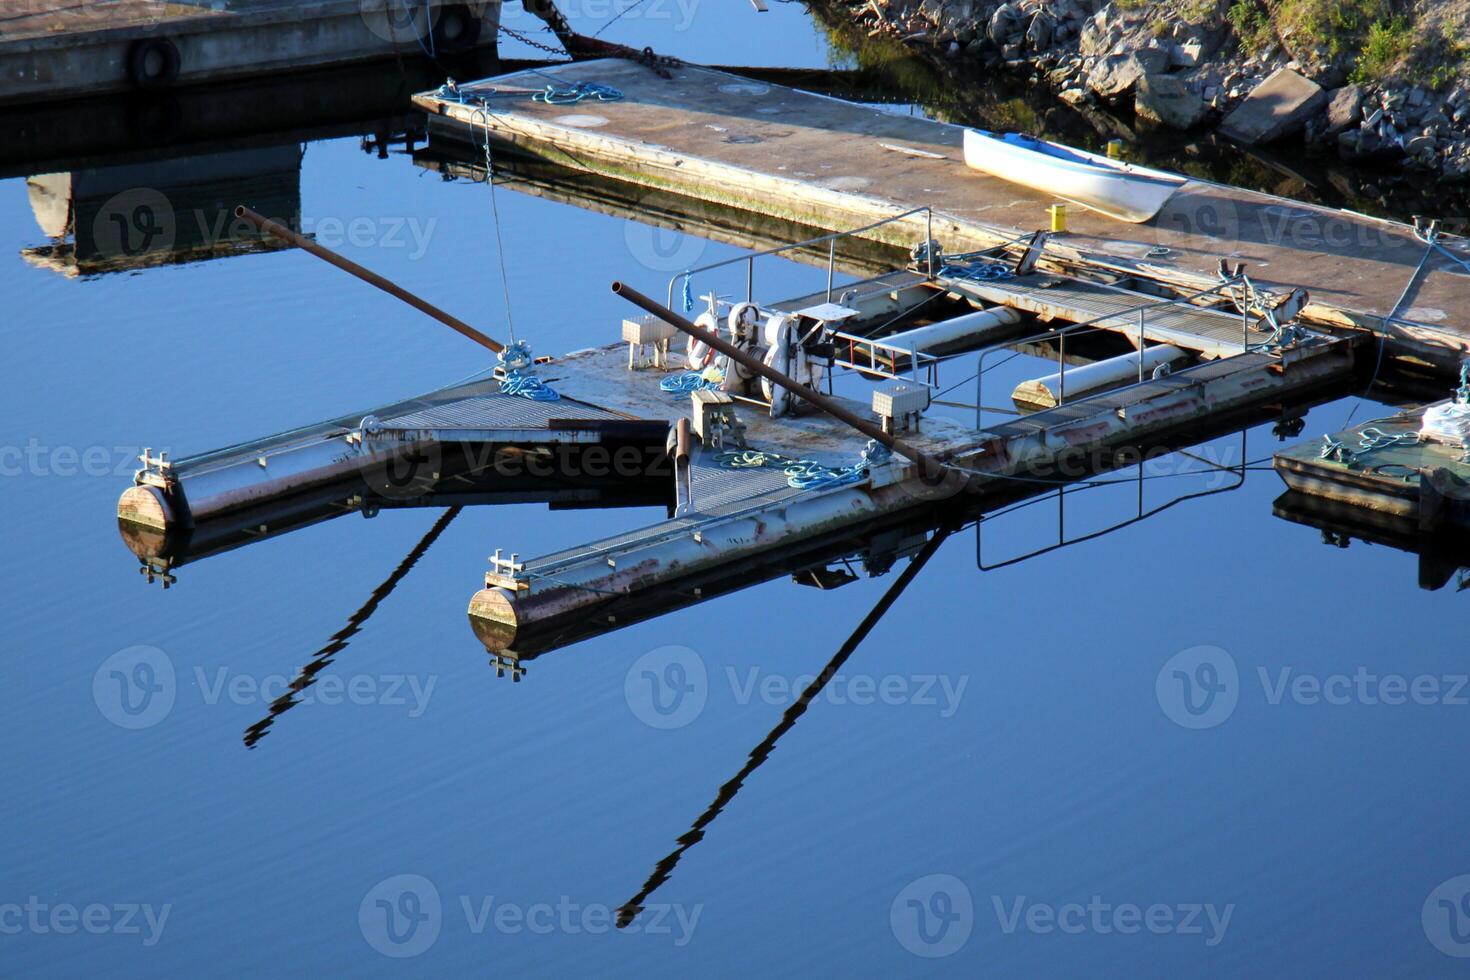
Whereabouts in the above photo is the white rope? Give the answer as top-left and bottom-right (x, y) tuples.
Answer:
(470, 108), (517, 346)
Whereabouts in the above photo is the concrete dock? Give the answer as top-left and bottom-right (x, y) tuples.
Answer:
(414, 59), (1470, 371)
(1, 0), (499, 105)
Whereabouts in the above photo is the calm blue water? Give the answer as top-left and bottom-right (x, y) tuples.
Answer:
(2, 6), (1468, 977)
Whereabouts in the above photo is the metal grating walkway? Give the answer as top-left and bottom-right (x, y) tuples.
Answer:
(686, 456), (803, 515)
(940, 272), (1250, 358)
(381, 394), (625, 431)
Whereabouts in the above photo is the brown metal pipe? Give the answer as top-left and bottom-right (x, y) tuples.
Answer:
(610, 281), (946, 477)
(674, 417), (692, 464)
(233, 205), (504, 355)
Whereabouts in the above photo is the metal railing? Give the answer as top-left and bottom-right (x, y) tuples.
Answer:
(972, 277), (1252, 430)
(827, 327), (941, 388)
(665, 206), (936, 311)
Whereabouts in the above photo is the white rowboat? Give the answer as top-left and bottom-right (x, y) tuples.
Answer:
(962, 129), (1186, 223)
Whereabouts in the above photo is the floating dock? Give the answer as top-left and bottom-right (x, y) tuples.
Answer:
(1274, 400), (1470, 590)
(464, 329), (1353, 657)
(120, 59), (1469, 665)
(117, 373), (671, 533)
(0, 0), (499, 106)
(414, 59), (1470, 371)
(1275, 402), (1470, 533)
(115, 202), (1363, 661)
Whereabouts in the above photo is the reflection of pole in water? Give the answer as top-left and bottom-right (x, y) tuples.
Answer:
(243, 506), (461, 749)
(615, 523), (954, 928)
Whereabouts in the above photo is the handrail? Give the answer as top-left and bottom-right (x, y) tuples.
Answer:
(972, 276), (1250, 429)
(828, 326), (941, 388)
(665, 206), (936, 310)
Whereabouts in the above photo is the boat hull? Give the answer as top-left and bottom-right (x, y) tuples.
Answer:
(962, 129), (1184, 223)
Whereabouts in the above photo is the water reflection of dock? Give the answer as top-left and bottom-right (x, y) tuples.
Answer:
(22, 146), (301, 276)
(7, 54), (464, 276)
(1275, 490), (1470, 593)
(413, 144), (910, 282)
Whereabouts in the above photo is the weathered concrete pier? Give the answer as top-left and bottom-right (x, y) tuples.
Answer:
(414, 59), (1470, 370)
(1, 0), (498, 105)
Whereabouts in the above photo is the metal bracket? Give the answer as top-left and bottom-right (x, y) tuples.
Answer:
(487, 548), (531, 592)
(139, 560), (176, 589)
(345, 414), (389, 453)
(134, 447), (176, 490)
(1014, 230), (1049, 276)
(489, 653), (525, 682)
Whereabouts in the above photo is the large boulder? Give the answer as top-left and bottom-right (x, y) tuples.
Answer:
(1025, 11), (1055, 50)
(988, 2), (1024, 46)
(1218, 68), (1327, 144)
(1322, 84), (1363, 136)
(1444, 141), (1470, 183)
(1086, 46), (1167, 100)
(1171, 40), (1205, 68)
(1078, 9), (1116, 56)
(1135, 74), (1207, 129)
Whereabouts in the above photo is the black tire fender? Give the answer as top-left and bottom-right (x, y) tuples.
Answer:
(127, 37), (181, 89)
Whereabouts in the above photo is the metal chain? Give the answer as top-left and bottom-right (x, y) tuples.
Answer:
(496, 23), (568, 56)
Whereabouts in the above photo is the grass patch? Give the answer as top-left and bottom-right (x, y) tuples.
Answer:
(1271, 0), (1390, 58)
(1227, 0), (1273, 55)
(1349, 15), (1414, 83)
(1424, 25), (1470, 90)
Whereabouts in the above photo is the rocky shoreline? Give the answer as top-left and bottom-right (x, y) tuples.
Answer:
(829, 0), (1470, 185)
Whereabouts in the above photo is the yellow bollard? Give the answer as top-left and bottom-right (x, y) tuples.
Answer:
(1048, 203), (1068, 233)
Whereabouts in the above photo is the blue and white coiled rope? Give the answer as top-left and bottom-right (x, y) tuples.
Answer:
(659, 372), (721, 394)
(939, 260), (1014, 282)
(713, 440), (892, 491)
(531, 81), (624, 105)
(497, 341), (560, 401)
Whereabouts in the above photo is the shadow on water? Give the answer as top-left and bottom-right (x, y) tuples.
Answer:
(242, 506), (463, 750)
(615, 518), (957, 927)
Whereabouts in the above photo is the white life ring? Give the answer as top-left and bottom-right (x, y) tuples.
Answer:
(687, 311), (719, 370)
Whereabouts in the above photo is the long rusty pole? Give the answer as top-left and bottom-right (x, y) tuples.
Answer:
(234, 205), (504, 355)
(610, 281), (946, 477)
